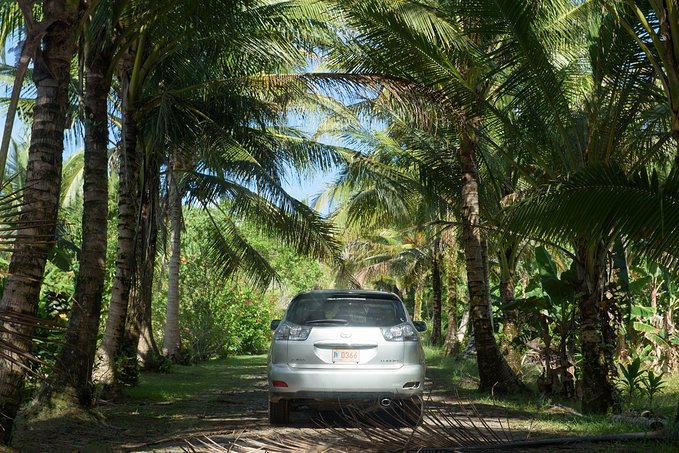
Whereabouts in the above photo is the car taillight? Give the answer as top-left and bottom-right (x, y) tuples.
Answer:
(273, 321), (311, 341)
(381, 323), (418, 341)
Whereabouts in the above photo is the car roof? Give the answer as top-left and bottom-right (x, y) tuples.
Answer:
(292, 289), (401, 300)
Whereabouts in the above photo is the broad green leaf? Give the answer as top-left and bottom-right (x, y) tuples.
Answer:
(630, 305), (654, 318)
(632, 321), (659, 334)
(629, 275), (653, 296)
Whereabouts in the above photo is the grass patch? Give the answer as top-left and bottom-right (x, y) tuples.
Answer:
(424, 345), (479, 391)
(424, 347), (679, 440)
(122, 354), (267, 401)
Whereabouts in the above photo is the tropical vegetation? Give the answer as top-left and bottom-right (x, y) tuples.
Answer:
(0, 0), (678, 447)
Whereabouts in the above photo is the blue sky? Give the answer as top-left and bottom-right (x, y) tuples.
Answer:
(1, 43), (339, 208)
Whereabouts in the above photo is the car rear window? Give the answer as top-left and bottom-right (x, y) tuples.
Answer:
(285, 294), (407, 327)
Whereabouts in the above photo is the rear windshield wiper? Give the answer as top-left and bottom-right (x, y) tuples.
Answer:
(305, 319), (349, 325)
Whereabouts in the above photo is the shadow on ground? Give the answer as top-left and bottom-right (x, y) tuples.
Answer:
(11, 356), (678, 452)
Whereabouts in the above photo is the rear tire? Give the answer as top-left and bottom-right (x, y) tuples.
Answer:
(269, 399), (290, 424)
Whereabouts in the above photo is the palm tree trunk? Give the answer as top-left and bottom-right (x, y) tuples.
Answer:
(458, 308), (470, 341)
(459, 124), (521, 393)
(163, 158), (182, 360)
(94, 49), (140, 389)
(575, 240), (619, 414)
(52, 45), (113, 406)
(0, 3), (81, 442)
(500, 275), (521, 372)
(413, 278), (424, 321)
(430, 248), (443, 345)
(442, 258), (459, 356)
(137, 160), (161, 370)
(120, 277), (141, 385)
(442, 224), (460, 356)
(120, 149), (159, 383)
(499, 244), (521, 373)
(137, 222), (160, 370)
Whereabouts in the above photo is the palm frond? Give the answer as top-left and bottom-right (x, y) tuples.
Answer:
(502, 163), (679, 265)
(201, 209), (278, 287)
(60, 149), (85, 207)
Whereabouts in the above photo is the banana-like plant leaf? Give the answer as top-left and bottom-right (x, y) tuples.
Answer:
(629, 276), (653, 296)
(630, 305), (654, 318)
(506, 295), (552, 312)
(632, 321), (659, 334)
(535, 246), (575, 305)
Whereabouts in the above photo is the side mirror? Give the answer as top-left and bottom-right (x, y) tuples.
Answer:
(413, 320), (427, 332)
(270, 319), (281, 330)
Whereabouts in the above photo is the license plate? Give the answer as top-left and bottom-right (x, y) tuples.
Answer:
(332, 349), (359, 363)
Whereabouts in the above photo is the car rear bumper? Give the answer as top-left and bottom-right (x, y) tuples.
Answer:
(268, 363), (424, 401)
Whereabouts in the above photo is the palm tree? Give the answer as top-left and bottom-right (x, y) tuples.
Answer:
(50, 0), (134, 406)
(0, 0), (97, 442)
(483, 0), (669, 413)
(93, 0), (341, 384)
(503, 164), (679, 284)
(318, 107), (455, 338)
(163, 153), (182, 360)
(326, 0), (523, 392)
(92, 0), (234, 386)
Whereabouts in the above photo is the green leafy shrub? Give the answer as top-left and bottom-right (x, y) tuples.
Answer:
(223, 287), (279, 355)
(617, 357), (644, 398)
(616, 356), (667, 410)
(177, 256), (231, 362)
(171, 254), (281, 361)
(641, 369), (666, 408)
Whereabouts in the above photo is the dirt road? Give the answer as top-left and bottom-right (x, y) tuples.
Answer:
(12, 355), (518, 452)
(10, 356), (671, 452)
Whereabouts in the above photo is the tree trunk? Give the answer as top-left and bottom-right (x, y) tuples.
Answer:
(121, 148), (160, 382)
(443, 232), (462, 356)
(673, 127), (679, 169)
(138, 196), (160, 370)
(120, 278), (142, 385)
(430, 248), (443, 345)
(442, 256), (459, 356)
(575, 240), (619, 414)
(457, 308), (470, 344)
(163, 158), (182, 360)
(93, 48), (140, 389)
(137, 246), (160, 370)
(413, 278), (424, 321)
(500, 259), (522, 373)
(0, 2), (81, 442)
(51, 44), (113, 406)
(459, 124), (521, 393)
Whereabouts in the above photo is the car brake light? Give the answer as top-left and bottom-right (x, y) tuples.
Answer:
(273, 321), (311, 341)
(381, 323), (418, 341)
(272, 381), (288, 387)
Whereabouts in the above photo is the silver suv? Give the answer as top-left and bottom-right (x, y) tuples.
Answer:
(267, 290), (426, 425)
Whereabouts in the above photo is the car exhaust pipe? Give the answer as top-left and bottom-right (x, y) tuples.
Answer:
(379, 398), (392, 408)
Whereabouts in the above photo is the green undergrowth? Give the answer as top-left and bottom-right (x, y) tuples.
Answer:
(424, 346), (679, 443)
(122, 354), (266, 401)
(112, 349), (679, 449)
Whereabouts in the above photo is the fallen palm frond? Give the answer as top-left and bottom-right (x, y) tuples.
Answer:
(182, 389), (679, 452)
(181, 393), (516, 452)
